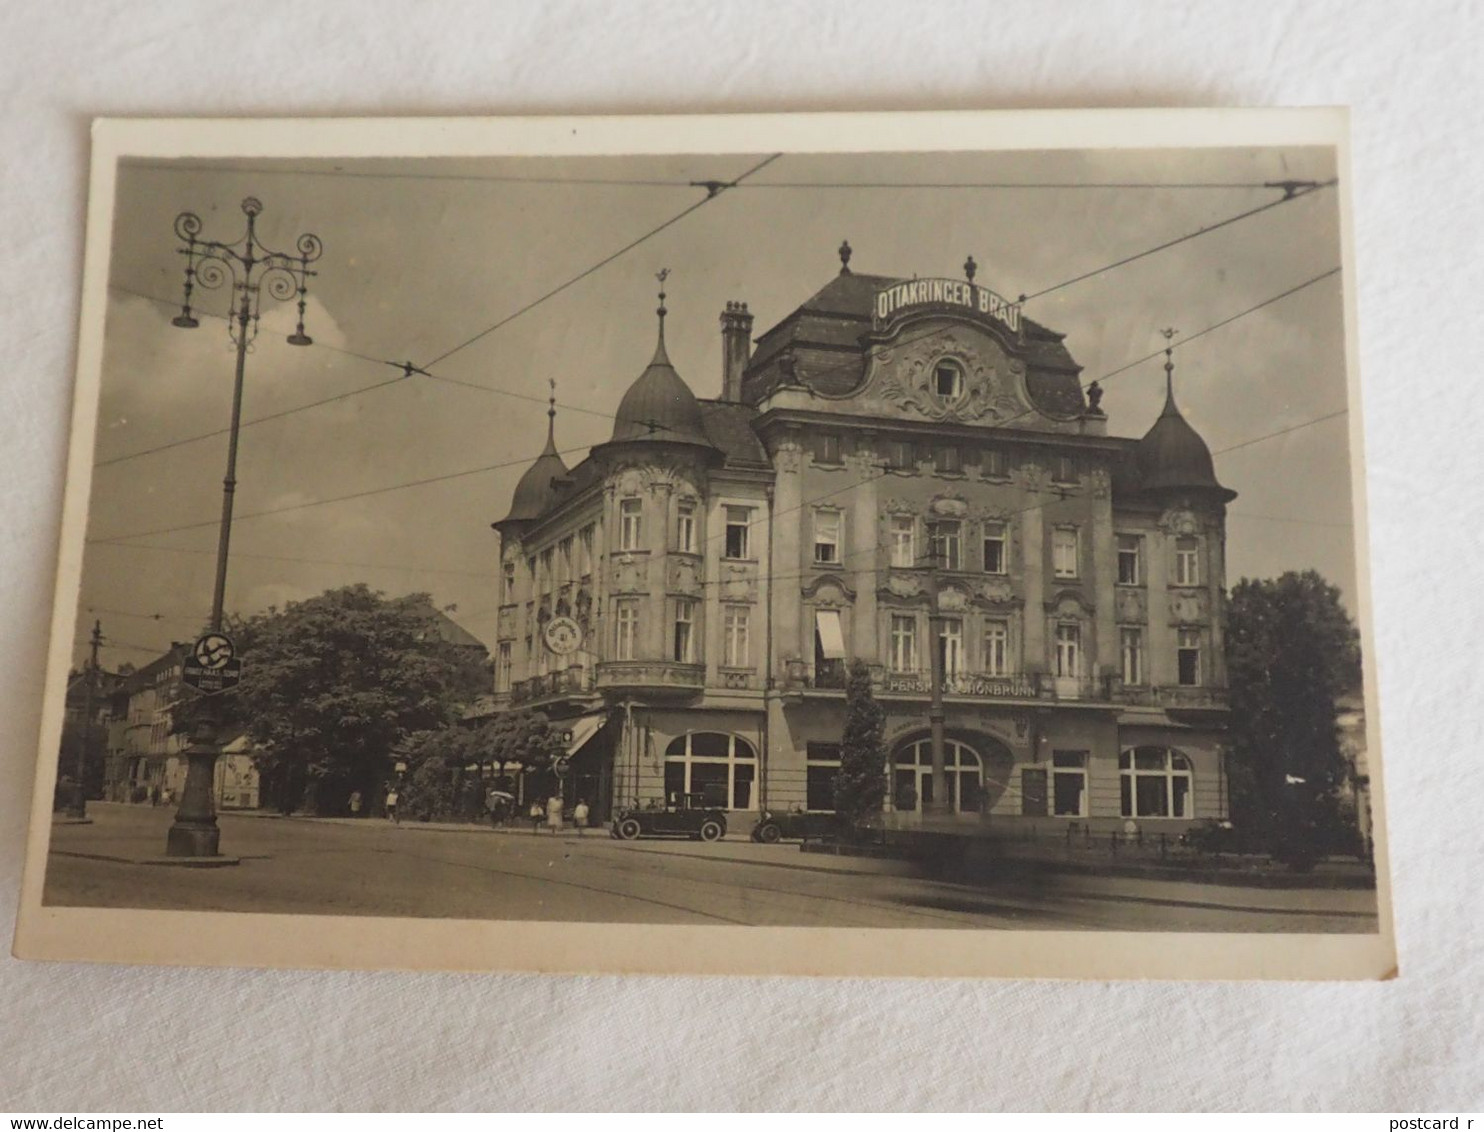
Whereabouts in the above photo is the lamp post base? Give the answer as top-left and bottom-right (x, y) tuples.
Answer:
(166, 820), (221, 857)
(165, 748), (223, 858)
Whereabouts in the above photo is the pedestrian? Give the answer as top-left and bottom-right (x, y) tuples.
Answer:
(546, 792), (564, 835)
(385, 787), (400, 824)
(572, 798), (589, 837)
(484, 788), (502, 828)
(349, 789), (363, 818)
(150, 784), (161, 807)
(529, 799), (544, 834)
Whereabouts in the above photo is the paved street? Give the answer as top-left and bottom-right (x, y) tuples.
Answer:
(43, 803), (1380, 931)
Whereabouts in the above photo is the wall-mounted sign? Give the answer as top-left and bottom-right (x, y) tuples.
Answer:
(543, 615), (583, 656)
(875, 278), (1021, 333)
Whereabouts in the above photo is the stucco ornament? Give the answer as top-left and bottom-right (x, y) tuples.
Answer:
(979, 577), (1016, 605)
(870, 327), (1026, 423)
(1115, 588), (1148, 623)
(1158, 507), (1202, 536)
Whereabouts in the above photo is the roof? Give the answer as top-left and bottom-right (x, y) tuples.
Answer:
(606, 322), (717, 450)
(500, 411), (570, 525)
(420, 607), (488, 652)
(698, 400), (769, 467)
(741, 263), (1086, 416)
(1132, 364), (1236, 501)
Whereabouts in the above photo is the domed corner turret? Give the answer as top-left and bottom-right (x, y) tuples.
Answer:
(599, 271), (720, 455)
(1133, 347), (1237, 504)
(494, 383), (571, 530)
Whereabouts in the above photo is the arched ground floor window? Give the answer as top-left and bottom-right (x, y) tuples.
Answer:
(894, 739), (983, 814)
(1120, 746), (1194, 819)
(664, 732), (756, 809)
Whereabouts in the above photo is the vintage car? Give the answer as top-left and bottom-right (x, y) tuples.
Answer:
(749, 808), (838, 844)
(611, 793), (728, 842)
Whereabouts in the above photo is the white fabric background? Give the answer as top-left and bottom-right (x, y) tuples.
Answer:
(2, 0), (1479, 1113)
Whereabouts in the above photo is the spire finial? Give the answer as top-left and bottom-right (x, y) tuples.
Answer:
(964, 254), (977, 283)
(1160, 327), (1178, 401)
(655, 266), (670, 334)
(838, 239), (852, 274)
(542, 378), (558, 453)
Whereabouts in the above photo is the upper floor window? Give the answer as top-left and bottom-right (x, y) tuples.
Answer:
(724, 506), (752, 560)
(812, 432), (842, 465)
(984, 619), (1009, 676)
(982, 448), (1007, 478)
(929, 519), (963, 571)
(982, 521), (1007, 575)
(676, 501), (696, 553)
(558, 537), (574, 585)
(495, 642), (512, 693)
(938, 618), (965, 677)
(539, 548), (554, 594)
(1053, 454), (1077, 484)
(936, 445), (963, 474)
(723, 605), (751, 668)
(934, 360), (964, 400)
(614, 600), (639, 661)
(673, 599), (697, 663)
(1055, 623), (1082, 678)
(578, 525), (594, 575)
(889, 614), (917, 673)
(886, 439), (916, 471)
(1177, 628), (1202, 686)
(813, 508), (842, 565)
(1117, 534), (1143, 586)
(501, 562), (516, 604)
(1052, 526), (1079, 579)
(619, 498), (643, 551)
(1175, 536), (1201, 586)
(1120, 627), (1145, 686)
(526, 555), (537, 592)
(889, 515), (915, 568)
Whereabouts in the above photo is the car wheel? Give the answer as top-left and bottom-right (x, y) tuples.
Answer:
(757, 823), (782, 844)
(617, 818), (642, 841)
(699, 820), (724, 843)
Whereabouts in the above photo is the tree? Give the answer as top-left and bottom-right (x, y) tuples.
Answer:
(180, 585), (490, 815)
(1226, 570), (1362, 868)
(834, 659), (887, 832)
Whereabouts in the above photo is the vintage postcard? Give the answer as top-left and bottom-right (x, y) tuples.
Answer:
(14, 109), (1394, 977)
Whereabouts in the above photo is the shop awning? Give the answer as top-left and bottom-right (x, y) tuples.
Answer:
(815, 609), (846, 660)
(561, 713), (608, 756)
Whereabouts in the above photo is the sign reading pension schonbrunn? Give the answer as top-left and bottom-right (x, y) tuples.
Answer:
(874, 278), (1022, 332)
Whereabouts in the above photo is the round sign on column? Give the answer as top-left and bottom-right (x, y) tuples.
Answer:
(183, 632), (243, 695)
(543, 615), (583, 656)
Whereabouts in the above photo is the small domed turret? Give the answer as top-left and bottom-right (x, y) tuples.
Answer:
(605, 271), (717, 452)
(499, 384), (569, 525)
(1134, 348), (1236, 501)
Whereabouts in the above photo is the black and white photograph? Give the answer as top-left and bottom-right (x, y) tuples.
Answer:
(15, 110), (1392, 978)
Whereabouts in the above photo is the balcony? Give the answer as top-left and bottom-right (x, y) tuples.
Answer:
(1108, 681), (1230, 712)
(509, 665), (595, 706)
(594, 660), (706, 696)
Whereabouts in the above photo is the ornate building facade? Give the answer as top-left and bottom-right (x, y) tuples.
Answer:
(491, 247), (1235, 830)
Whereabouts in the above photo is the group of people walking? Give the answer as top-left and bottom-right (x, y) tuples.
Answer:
(528, 794), (589, 835)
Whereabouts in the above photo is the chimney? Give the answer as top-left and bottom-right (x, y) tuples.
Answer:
(719, 300), (754, 402)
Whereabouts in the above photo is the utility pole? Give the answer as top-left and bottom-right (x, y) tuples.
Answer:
(65, 619), (103, 819)
(165, 197), (322, 857)
(924, 527), (949, 818)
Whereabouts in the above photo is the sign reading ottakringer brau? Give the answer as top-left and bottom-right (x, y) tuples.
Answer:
(874, 278), (1022, 332)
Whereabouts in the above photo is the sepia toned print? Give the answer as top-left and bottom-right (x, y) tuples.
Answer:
(15, 110), (1393, 977)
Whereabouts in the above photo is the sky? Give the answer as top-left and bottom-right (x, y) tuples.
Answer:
(73, 144), (1353, 672)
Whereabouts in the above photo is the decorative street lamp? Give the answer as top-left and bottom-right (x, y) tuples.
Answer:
(165, 196), (322, 857)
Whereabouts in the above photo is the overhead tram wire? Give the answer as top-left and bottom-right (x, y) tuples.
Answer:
(85, 438), (600, 545)
(1021, 180), (1336, 302)
(419, 152), (783, 369)
(85, 266), (1344, 550)
(88, 541), (498, 579)
(125, 160), (1301, 193)
(99, 175), (1323, 469)
(100, 155), (786, 467)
